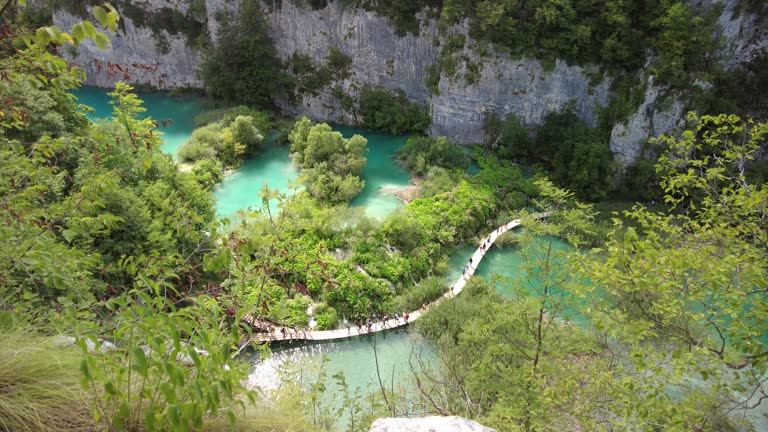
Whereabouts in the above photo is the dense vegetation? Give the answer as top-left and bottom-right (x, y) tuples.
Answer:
(289, 117), (368, 203)
(395, 135), (469, 175)
(287, 47), (353, 97)
(357, 86), (432, 135)
(178, 112), (267, 166)
(197, 1), (288, 107)
(486, 108), (614, 201)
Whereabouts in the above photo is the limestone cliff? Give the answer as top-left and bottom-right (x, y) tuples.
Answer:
(54, 0), (766, 165)
(53, 0), (236, 89)
(265, 1), (610, 144)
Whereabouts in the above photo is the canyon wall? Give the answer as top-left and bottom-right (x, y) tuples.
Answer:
(264, 1), (611, 144)
(53, 0), (235, 89)
(55, 0), (766, 166)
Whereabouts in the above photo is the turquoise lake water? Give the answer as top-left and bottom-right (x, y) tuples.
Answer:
(214, 125), (411, 219)
(74, 87), (410, 219)
(72, 86), (207, 158)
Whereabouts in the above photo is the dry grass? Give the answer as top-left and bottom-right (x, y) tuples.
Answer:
(0, 329), (92, 432)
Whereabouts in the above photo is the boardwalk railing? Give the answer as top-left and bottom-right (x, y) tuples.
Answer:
(244, 212), (551, 343)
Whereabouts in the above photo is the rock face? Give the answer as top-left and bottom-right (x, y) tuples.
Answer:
(370, 416), (496, 432)
(54, 0), (767, 165)
(53, 0), (237, 89)
(266, 1), (610, 144)
(609, 78), (688, 167)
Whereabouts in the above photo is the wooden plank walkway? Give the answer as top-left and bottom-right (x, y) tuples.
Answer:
(245, 212), (550, 343)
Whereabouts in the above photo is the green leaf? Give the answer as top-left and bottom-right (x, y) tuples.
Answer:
(92, 6), (108, 27)
(104, 381), (120, 396)
(71, 23), (85, 43)
(130, 346), (148, 376)
(167, 404), (180, 428)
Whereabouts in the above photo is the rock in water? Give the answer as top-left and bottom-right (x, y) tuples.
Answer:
(369, 416), (496, 432)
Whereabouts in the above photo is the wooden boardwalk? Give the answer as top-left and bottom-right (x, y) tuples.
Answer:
(245, 213), (550, 343)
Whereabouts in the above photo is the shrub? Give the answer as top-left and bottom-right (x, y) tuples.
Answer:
(392, 277), (448, 313)
(327, 47), (352, 77)
(419, 166), (461, 197)
(288, 118), (368, 203)
(313, 304), (339, 330)
(268, 295), (312, 327)
(178, 122), (222, 161)
(229, 115), (264, 153)
(396, 136), (469, 175)
(484, 113), (533, 159)
(179, 116), (264, 166)
(194, 106), (273, 130)
(192, 158), (224, 189)
(358, 86), (431, 134)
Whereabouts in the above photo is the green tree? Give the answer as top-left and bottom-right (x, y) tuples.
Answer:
(289, 118), (368, 203)
(197, 1), (287, 106)
(178, 114), (264, 166)
(536, 109), (614, 201)
(650, 2), (719, 89)
(573, 113), (768, 429)
(396, 136), (469, 175)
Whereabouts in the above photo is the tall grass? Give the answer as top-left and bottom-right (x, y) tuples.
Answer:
(203, 403), (321, 432)
(0, 329), (91, 432)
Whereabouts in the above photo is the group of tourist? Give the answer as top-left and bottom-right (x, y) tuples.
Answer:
(275, 325), (312, 342)
(354, 311), (410, 334)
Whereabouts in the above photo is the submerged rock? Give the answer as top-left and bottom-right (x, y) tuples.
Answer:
(370, 416), (496, 432)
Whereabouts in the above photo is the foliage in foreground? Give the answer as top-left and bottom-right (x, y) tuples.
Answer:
(572, 113), (768, 428)
(413, 176), (753, 430)
(0, 324), (90, 432)
(70, 290), (257, 431)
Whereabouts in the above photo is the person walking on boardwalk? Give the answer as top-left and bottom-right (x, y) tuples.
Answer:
(394, 313), (400, 323)
(450, 285), (454, 296)
(404, 312), (409, 323)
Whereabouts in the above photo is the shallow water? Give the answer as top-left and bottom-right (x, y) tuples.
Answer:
(72, 86), (206, 158)
(215, 125), (411, 218)
(213, 145), (299, 217)
(248, 329), (433, 393)
(334, 125), (411, 220)
(74, 87), (410, 219)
